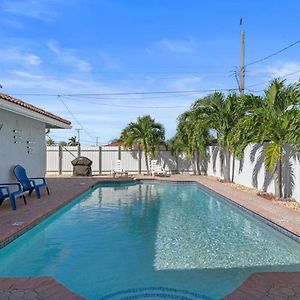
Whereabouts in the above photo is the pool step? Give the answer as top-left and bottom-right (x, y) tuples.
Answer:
(99, 287), (214, 300)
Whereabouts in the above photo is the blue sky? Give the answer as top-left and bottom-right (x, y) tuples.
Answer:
(1, 0), (300, 145)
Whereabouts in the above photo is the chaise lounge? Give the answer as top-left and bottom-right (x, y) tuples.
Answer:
(150, 160), (169, 177)
(111, 160), (128, 178)
(0, 183), (27, 210)
(13, 165), (50, 199)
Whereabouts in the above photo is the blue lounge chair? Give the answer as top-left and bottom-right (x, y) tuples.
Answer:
(13, 165), (50, 199)
(0, 183), (27, 210)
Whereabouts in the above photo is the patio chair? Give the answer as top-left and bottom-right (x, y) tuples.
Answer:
(0, 183), (27, 210)
(111, 160), (128, 178)
(150, 160), (169, 177)
(13, 165), (50, 199)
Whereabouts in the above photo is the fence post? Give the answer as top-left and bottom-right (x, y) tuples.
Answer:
(58, 145), (62, 175)
(118, 146), (121, 160)
(99, 146), (102, 175)
(77, 144), (81, 157)
(138, 146), (142, 174)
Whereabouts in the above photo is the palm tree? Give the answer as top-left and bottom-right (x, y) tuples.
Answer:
(192, 92), (250, 182)
(46, 138), (56, 146)
(59, 141), (68, 147)
(120, 115), (165, 173)
(68, 136), (79, 146)
(233, 79), (300, 198)
(171, 109), (210, 174)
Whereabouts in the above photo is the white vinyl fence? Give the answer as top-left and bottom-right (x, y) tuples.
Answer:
(46, 146), (194, 175)
(46, 145), (300, 202)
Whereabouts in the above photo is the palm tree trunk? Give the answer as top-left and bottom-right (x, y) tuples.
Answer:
(275, 156), (283, 198)
(175, 155), (179, 174)
(231, 153), (235, 183)
(145, 152), (149, 174)
(192, 153), (196, 175)
(196, 151), (201, 175)
(223, 147), (231, 182)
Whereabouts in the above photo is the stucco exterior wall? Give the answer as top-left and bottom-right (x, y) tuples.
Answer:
(0, 109), (46, 183)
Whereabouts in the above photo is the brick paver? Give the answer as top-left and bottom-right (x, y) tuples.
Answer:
(223, 272), (300, 299)
(0, 277), (86, 300)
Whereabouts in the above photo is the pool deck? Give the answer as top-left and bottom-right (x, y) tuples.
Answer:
(0, 174), (299, 299)
(0, 277), (87, 300)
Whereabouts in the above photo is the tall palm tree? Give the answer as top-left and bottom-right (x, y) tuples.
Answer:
(233, 79), (300, 198)
(192, 92), (250, 182)
(171, 109), (210, 174)
(68, 136), (79, 146)
(120, 115), (165, 173)
(59, 141), (68, 147)
(46, 138), (56, 146)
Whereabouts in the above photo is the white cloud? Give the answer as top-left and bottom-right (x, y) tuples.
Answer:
(265, 61), (300, 82)
(1, 0), (76, 21)
(154, 36), (197, 53)
(2, 0), (57, 21)
(47, 40), (92, 72)
(10, 70), (43, 80)
(249, 61), (300, 85)
(0, 47), (42, 65)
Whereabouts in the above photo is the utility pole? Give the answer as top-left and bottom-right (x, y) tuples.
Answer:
(232, 18), (245, 184)
(75, 128), (82, 145)
(239, 18), (245, 96)
(96, 137), (99, 146)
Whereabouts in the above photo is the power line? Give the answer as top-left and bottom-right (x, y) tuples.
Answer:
(246, 69), (300, 88)
(47, 134), (97, 144)
(58, 96), (95, 140)
(10, 88), (240, 98)
(246, 39), (300, 67)
(65, 97), (190, 109)
(69, 92), (204, 100)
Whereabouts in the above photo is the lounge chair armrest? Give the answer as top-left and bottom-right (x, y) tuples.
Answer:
(29, 177), (46, 184)
(0, 186), (10, 194)
(0, 182), (22, 190)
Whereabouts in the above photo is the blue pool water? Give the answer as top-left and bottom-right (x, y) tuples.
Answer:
(0, 181), (300, 299)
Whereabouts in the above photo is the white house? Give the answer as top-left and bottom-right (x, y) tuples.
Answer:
(0, 93), (71, 182)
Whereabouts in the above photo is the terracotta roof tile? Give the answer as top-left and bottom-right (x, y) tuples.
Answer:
(0, 93), (71, 125)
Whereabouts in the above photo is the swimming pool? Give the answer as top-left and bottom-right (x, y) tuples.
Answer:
(0, 181), (299, 299)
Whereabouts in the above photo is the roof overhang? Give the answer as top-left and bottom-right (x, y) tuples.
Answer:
(0, 99), (72, 129)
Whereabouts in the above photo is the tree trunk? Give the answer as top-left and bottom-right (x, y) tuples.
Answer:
(192, 154), (197, 175)
(223, 147), (231, 182)
(175, 155), (179, 174)
(145, 152), (149, 174)
(196, 151), (201, 175)
(275, 156), (283, 198)
(231, 153), (235, 183)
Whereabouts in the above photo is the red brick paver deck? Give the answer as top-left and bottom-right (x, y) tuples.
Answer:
(0, 276), (87, 299)
(223, 272), (300, 299)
